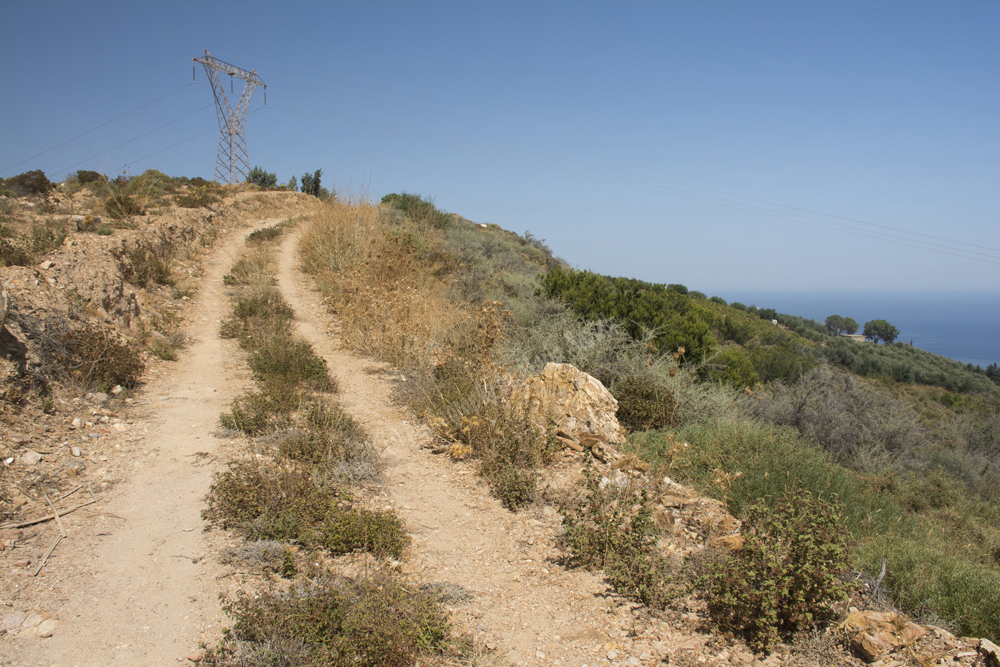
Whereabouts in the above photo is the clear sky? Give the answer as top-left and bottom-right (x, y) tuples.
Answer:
(2, 1), (997, 292)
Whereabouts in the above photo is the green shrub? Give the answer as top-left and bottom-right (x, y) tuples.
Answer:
(150, 338), (178, 361)
(76, 170), (102, 185)
(704, 490), (853, 652)
(206, 573), (449, 667)
(4, 170), (53, 197)
(220, 391), (292, 434)
(611, 376), (678, 431)
(246, 165), (278, 189)
(381, 192), (451, 230)
(562, 464), (680, 608)
(248, 337), (334, 392)
(204, 460), (334, 541)
(541, 265), (717, 360)
(104, 193), (143, 219)
(27, 221), (68, 257)
(223, 253), (270, 286)
(321, 510), (409, 559)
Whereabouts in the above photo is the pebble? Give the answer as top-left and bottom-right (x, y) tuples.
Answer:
(70, 446), (83, 457)
(71, 417), (83, 429)
(2, 612), (26, 630)
(21, 450), (42, 465)
(607, 649), (619, 661)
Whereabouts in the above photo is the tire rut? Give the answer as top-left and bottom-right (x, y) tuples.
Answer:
(275, 228), (661, 667)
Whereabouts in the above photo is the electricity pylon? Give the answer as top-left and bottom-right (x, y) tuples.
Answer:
(193, 50), (265, 185)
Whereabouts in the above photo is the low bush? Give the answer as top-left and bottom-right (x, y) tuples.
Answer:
(223, 252), (270, 286)
(175, 190), (219, 208)
(119, 243), (174, 288)
(611, 376), (678, 431)
(381, 192), (451, 230)
(248, 336), (335, 393)
(561, 464), (680, 608)
(205, 573), (449, 667)
(422, 371), (553, 509)
(321, 510), (409, 559)
(54, 325), (144, 392)
(4, 170), (53, 197)
(747, 365), (927, 471)
(204, 459), (334, 541)
(277, 401), (365, 465)
(704, 489), (853, 652)
(220, 391), (293, 434)
(0, 239), (31, 267)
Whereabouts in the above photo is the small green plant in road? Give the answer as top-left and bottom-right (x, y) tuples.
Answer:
(704, 489), (852, 653)
(204, 573), (449, 667)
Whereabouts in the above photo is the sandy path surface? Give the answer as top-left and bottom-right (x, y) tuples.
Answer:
(7, 222), (275, 667)
(275, 229), (670, 667)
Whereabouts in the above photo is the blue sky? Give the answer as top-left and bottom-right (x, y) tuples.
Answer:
(2, 1), (997, 293)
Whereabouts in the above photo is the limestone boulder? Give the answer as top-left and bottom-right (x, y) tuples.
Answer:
(513, 363), (626, 445)
(838, 610), (927, 663)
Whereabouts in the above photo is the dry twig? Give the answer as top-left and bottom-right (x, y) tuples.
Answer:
(33, 535), (62, 577)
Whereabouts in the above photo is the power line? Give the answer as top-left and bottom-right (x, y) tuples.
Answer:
(55, 104), (214, 175)
(130, 107), (265, 169)
(264, 98), (1000, 265)
(0, 83), (197, 176)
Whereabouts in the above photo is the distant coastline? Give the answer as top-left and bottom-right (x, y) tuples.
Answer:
(713, 290), (1000, 369)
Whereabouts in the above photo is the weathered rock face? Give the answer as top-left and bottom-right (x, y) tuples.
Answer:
(838, 610), (927, 663)
(513, 362), (626, 445)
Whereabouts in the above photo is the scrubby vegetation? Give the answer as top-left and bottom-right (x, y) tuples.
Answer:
(704, 490), (852, 652)
(204, 221), (450, 666)
(298, 192), (1000, 644)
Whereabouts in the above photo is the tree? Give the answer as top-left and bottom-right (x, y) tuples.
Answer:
(986, 363), (1000, 386)
(300, 169), (322, 197)
(825, 315), (859, 336)
(246, 165), (277, 189)
(4, 169), (53, 197)
(863, 319), (899, 345)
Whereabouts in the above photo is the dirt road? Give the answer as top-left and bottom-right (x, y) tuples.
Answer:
(7, 222), (273, 667)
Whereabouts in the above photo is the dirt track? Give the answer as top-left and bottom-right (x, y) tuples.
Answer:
(5, 220), (273, 666)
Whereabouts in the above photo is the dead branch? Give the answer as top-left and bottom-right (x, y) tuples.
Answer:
(0, 497), (98, 530)
(33, 535), (62, 577)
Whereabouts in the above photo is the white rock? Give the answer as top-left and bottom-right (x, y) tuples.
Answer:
(71, 417), (83, 429)
(1, 611), (26, 630)
(36, 617), (59, 637)
(39, 260), (54, 269)
(21, 450), (42, 465)
(70, 446), (83, 457)
(21, 612), (44, 628)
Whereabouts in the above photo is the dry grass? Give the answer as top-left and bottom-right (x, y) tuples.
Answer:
(300, 200), (474, 370)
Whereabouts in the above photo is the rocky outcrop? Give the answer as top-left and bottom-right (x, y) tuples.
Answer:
(513, 362), (626, 445)
(838, 610), (927, 662)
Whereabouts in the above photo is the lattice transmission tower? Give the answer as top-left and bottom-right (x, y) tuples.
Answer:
(193, 50), (266, 185)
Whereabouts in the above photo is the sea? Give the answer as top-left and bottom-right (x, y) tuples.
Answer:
(713, 290), (1000, 369)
